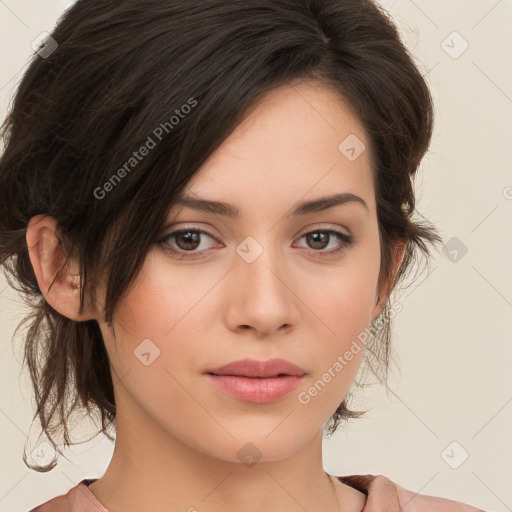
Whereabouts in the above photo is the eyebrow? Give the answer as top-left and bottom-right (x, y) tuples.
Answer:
(173, 192), (369, 217)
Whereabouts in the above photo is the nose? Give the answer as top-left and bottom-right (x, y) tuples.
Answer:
(223, 239), (300, 337)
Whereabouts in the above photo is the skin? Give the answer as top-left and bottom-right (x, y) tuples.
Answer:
(26, 80), (405, 512)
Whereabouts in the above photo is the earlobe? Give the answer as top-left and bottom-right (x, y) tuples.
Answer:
(26, 214), (96, 322)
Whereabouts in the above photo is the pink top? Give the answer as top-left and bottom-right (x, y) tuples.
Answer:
(29, 474), (485, 511)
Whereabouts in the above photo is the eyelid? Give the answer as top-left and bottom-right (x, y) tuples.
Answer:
(295, 222), (352, 238)
(162, 221), (352, 239)
(159, 223), (218, 241)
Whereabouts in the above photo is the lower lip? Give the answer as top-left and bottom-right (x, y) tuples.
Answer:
(206, 374), (305, 403)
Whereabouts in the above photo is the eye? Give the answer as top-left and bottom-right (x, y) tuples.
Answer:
(158, 228), (218, 260)
(157, 226), (355, 260)
(294, 228), (355, 258)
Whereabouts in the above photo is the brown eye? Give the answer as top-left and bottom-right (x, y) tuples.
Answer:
(304, 231), (330, 250)
(159, 228), (218, 259)
(158, 226), (355, 261)
(174, 230), (202, 251)
(295, 229), (354, 257)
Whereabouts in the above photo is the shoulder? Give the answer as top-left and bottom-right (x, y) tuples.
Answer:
(334, 474), (486, 512)
(28, 479), (107, 512)
(28, 492), (70, 512)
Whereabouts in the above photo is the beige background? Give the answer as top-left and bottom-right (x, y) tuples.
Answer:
(1, 1), (511, 510)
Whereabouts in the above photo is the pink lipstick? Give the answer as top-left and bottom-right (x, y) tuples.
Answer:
(205, 358), (306, 403)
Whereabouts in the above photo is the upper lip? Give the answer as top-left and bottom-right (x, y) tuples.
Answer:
(206, 358), (306, 378)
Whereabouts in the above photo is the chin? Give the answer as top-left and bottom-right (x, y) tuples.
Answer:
(179, 420), (318, 465)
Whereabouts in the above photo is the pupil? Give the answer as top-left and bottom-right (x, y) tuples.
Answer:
(308, 232), (327, 249)
(179, 231), (199, 250)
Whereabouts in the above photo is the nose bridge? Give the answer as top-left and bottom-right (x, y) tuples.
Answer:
(227, 233), (296, 333)
(235, 233), (285, 296)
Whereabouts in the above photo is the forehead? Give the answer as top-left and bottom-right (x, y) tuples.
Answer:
(177, 80), (375, 215)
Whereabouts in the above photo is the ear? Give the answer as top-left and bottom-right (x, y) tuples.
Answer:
(26, 214), (97, 321)
(371, 239), (407, 320)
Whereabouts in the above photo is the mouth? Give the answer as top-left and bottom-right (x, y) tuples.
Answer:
(205, 358), (306, 403)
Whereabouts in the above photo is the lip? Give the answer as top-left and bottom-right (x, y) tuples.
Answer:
(205, 358), (306, 404)
(207, 358), (306, 378)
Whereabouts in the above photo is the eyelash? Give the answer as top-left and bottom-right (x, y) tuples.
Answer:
(157, 226), (355, 260)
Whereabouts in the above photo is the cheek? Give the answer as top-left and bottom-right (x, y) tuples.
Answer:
(300, 248), (380, 343)
(102, 250), (219, 395)
(113, 252), (211, 342)
(295, 239), (380, 390)
(97, 255), (213, 437)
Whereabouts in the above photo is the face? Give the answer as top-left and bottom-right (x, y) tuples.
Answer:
(98, 80), (383, 463)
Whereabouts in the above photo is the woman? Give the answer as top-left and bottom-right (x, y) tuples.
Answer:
(0, 0), (484, 510)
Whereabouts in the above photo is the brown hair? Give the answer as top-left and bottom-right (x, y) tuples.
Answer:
(0, 0), (443, 472)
